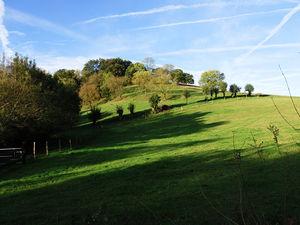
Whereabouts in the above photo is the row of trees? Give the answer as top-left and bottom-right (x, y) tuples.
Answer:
(0, 55), (81, 147)
(199, 70), (254, 99)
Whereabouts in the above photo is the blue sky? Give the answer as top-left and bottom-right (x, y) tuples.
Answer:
(1, 0), (300, 96)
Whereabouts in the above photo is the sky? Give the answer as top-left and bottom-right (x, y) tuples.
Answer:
(1, 0), (300, 96)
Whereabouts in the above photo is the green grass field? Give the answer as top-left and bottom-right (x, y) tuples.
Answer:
(1, 86), (300, 225)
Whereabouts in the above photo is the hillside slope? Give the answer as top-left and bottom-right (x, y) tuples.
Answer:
(1, 86), (300, 225)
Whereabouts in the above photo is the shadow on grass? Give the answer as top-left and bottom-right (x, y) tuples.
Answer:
(1, 149), (300, 225)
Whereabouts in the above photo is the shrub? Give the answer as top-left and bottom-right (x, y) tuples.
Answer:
(127, 103), (135, 115)
(88, 107), (101, 126)
(182, 89), (191, 104)
(149, 94), (161, 113)
(116, 105), (124, 120)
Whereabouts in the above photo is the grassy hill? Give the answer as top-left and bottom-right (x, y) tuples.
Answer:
(1, 86), (300, 225)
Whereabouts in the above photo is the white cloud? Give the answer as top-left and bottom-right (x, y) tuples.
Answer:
(5, 7), (88, 41)
(236, 3), (300, 62)
(0, 0), (13, 56)
(9, 30), (25, 36)
(135, 8), (290, 30)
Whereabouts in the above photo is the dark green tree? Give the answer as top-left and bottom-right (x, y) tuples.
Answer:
(229, 84), (241, 97)
(245, 84), (254, 96)
(149, 94), (161, 113)
(88, 107), (101, 126)
(182, 89), (191, 104)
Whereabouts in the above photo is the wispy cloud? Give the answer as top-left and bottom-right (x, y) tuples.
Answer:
(236, 3), (300, 62)
(78, 2), (230, 24)
(9, 30), (26, 36)
(135, 8), (291, 30)
(155, 43), (300, 56)
(0, 0), (13, 55)
(6, 7), (88, 41)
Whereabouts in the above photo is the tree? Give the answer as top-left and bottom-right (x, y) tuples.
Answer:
(170, 69), (194, 84)
(152, 68), (173, 100)
(202, 84), (211, 101)
(229, 84), (241, 97)
(105, 76), (127, 98)
(82, 59), (101, 78)
(199, 70), (225, 98)
(143, 57), (155, 71)
(0, 54), (81, 146)
(182, 89), (191, 104)
(162, 64), (174, 71)
(79, 82), (100, 109)
(53, 69), (81, 92)
(125, 62), (146, 80)
(99, 58), (132, 77)
(149, 94), (161, 113)
(245, 84), (254, 96)
(132, 71), (152, 92)
(88, 107), (101, 126)
(219, 81), (228, 99)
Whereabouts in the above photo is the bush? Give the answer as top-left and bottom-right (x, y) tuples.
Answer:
(127, 103), (135, 115)
(116, 105), (124, 120)
(88, 107), (101, 126)
(182, 89), (191, 104)
(149, 94), (161, 113)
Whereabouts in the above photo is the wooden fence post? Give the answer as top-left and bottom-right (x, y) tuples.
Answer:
(58, 139), (61, 152)
(69, 139), (72, 150)
(46, 141), (49, 155)
(33, 141), (36, 159)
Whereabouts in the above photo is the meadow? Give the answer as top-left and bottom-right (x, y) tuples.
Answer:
(1, 86), (300, 225)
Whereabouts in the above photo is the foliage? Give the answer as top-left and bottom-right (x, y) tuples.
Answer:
(99, 58), (132, 77)
(219, 81), (228, 98)
(79, 82), (100, 109)
(81, 59), (101, 78)
(0, 54), (80, 146)
(170, 69), (194, 84)
(53, 69), (81, 92)
(105, 76), (127, 98)
(152, 68), (173, 100)
(182, 89), (191, 104)
(245, 84), (254, 96)
(199, 70), (225, 98)
(125, 62), (146, 80)
(127, 103), (135, 115)
(88, 107), (101, 126)
(132, 71), (152, 92)
(229, 84), (241, 97)
(149, 94), (161, 113)
(116, 105), (124, 120)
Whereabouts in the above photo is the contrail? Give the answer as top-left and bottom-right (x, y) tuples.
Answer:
(0, 0), (13, 55)
(236, 3), (300, 62)
(134, 8), (290, 30)
(78, 2), (230, 24)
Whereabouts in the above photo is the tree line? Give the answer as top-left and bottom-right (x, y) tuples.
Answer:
(199, 70), (254, 99)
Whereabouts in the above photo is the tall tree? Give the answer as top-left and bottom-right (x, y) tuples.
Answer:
(199, 70), (225, 99)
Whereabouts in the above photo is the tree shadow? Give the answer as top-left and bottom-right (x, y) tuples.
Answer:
(1, 149), (300, 225)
